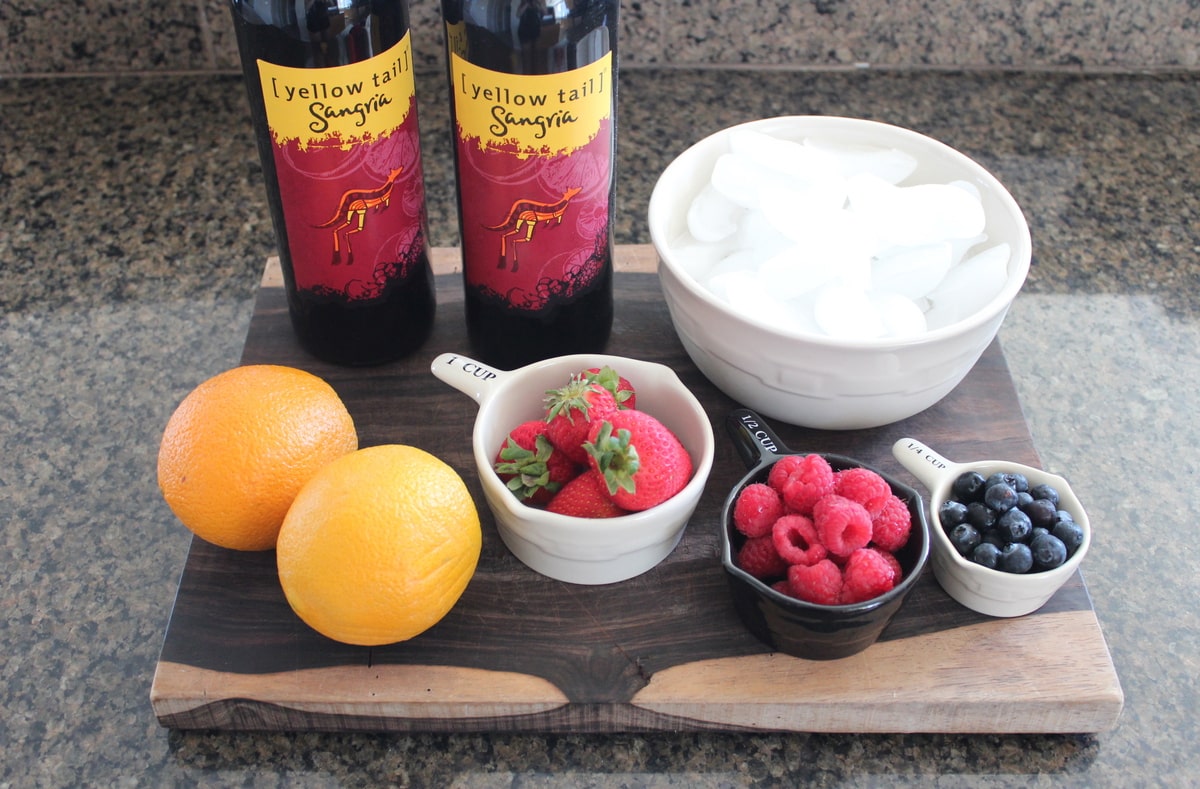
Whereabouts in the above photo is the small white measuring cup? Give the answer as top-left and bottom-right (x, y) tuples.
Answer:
(431, 352), (715, 585)
(892, 437), (1091, 617)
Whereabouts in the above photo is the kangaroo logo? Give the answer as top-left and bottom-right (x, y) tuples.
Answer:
(486, 186), (582, 273)
(314, 167), (405, 265)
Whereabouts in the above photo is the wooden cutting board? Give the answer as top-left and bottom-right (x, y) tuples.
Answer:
(150, 246), (1123, 733)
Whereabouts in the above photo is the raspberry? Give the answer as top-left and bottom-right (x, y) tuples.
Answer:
(736, 535), (788, 581)
(834, 467), (892, 516)
(870, 494), (913, 552)
(770, 580), (792, 595)
(841, 548), (897, 604)
(766, 454), (806, 490)
(787, 559), (844, 605)
(812, 494), (872, 558)
(774, 455), (835, 515)
(869, 546), (904, 581)
(732, 482), (784, 538)
(771, 514), (827, 567)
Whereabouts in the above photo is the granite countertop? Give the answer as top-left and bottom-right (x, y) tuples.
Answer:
(2, 68), (1198, 786)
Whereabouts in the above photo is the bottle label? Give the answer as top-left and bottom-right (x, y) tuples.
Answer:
(448, 49), (613, 312)
(256, 34), (426, 300)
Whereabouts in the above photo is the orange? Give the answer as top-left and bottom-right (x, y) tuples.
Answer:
(276, 445), (482, 646)
(157, 365), (358, 551)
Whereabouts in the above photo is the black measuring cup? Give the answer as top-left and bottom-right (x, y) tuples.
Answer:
(720, 408), (931, 660)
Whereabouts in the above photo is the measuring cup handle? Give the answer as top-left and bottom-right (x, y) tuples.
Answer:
(430, 352), (505, 405)
(725, 408), (790, 471)
(891, 437), (956, 490)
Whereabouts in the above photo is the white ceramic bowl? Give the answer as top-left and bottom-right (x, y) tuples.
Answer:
(431, 352), (715, 585)
(892, 438), (1091, 617)
(649, 115), (1032, 430)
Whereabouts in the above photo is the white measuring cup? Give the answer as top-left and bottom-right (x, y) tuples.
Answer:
(431, 352), (715, 585)
(892, 437), (1091, 617)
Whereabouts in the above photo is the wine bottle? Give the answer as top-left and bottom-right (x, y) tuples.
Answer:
(442, 0), (617, 369)
(230, 0), (436, 366)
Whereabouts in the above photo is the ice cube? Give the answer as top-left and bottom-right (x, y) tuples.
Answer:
(760, 206), (875, 285)
(870, 291), (928, 338)
(813, 285), (886, 340)
(758, 182), (849, 239)
(733, 210), (793, 260)
(924, 243), (1011, 329)
(728, 128), (843, 185)
(844, 172), (895, 220)
(948, 179), (982, 201)
(710, 267), (810, 333)
(848, 176), (986, 247)
(710, 152), (797, 209)
(686, 184), (741, 243)
(898, 183), (987, 242)
(804, 138), (920, 184)
(705, 249), (760, 283)
(785, 290), (825, 335)
(830, 243), (873, 292)
(704, 264), (757, 305)
(949, 232), (989, 265)
(753, 294), (812, 334)
(670, 237), (738, 282)
(757, 244), (841, 300)
(870, 242), (954, 300)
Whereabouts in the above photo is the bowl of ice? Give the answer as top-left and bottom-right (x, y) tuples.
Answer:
(648, 116), (1031, 430)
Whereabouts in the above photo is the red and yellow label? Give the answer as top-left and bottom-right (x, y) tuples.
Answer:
(449, 49), (613, 310)
(259, 38), (417, 148)
(451, 51), (612, 157)
(256, 34), (427, 299)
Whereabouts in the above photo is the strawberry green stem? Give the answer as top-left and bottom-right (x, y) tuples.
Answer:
(584, 422), (641, 496)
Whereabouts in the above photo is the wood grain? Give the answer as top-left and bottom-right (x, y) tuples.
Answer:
(151, 246), (1123, 733)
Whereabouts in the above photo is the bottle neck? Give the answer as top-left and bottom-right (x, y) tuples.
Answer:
(232, 0), (411, 67)
(449, 0), (617, 74)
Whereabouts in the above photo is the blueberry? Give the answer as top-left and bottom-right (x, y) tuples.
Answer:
(998, 542), (1034, 573)
(971, 542), (1002, 569)
(1022, 497), (1058, 528)
(1052, 520), (1086, 554)
(996, 508), (1033, 543)
(939, 500), (970, 528)
(1031, 532), (1068, 569)
(966, 501), (996, 530)
(948, 523), (981, 556)
(986, 472), (1028, 494)
(943, 467), (1082, 574)
(980, 529), (1006, 548)
(984, 482), (1019, 513)
(952, 471), (988, 502)
(1029, 483), (1060, 506)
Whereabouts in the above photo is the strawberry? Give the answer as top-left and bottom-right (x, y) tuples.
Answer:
(584, 409), (693, 512)
(584, 366), (636, 410)
(543, 374), (620, 465)
(546, 469), (630, 518)
(494, 420), (581, 506)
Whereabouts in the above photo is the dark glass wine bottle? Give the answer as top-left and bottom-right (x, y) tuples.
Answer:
(230, 0), (435, 366)
(442, 0), (617, 369)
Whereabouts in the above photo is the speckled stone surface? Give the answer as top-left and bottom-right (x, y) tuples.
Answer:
(2, 0), (1198, 75)
(2, 68), (1199, 786)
